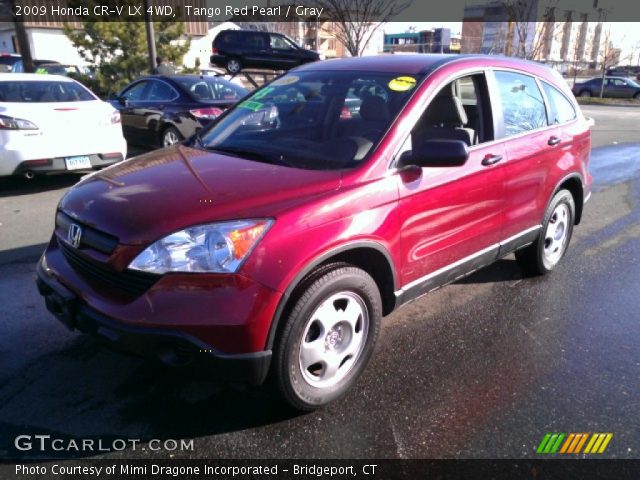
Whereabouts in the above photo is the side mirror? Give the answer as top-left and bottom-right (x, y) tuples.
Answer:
(399, 139), (469, 168)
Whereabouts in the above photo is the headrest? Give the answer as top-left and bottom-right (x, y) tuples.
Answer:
(194, 84), (210, 99)
(360, 96), (389, 122)
(426, 94), (468, 126)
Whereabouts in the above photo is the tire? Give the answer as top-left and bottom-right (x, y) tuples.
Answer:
(273, 263), (382, 411)
(161, 126), (182, 148)
(633, 92), (640, 100)
(515, 189), (575, 276)
(225, 57), (242, 75)
(578, 90), (591, 97)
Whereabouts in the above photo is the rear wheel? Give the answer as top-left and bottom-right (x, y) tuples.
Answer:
(162, 127), (182, 147)
(579, 90), (591, 97)
(273, 263), (382, 411)
(226, 58), (242, 75)
(516, 189), (575, 275)
(633, 92), (640, 100)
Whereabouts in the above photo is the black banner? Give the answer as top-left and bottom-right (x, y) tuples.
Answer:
(1, 0), (640, 23)
(2, 460), (640, 480)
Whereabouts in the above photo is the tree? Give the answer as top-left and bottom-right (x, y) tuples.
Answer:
(598, 28), (618, 98)
(63, 1), (190, 96)
(315, 0), (410, 57)
(499, 0), (560, 60)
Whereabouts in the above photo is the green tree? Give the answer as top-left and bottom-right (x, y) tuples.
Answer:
(64, 4), (190, 97)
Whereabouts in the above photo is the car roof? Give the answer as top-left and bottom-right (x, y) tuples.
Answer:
(0, 73), (73, 81)
(295, 54), (551, 76)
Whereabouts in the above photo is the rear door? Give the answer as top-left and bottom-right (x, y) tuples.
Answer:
(494, 70), (566, 248)
(136, 79), (180, 146)
(243, 32), (271, 68)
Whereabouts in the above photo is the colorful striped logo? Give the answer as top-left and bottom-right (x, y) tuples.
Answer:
(537, 433), (613, 454)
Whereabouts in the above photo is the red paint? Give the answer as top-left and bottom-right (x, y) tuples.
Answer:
(42, 55), (591, 354)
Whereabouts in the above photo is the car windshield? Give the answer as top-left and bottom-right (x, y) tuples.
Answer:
(627, 79), (640, 87)
(174, 76), (248, 101)
(197, 70), (422, 170)
(0, 80), (96, 102)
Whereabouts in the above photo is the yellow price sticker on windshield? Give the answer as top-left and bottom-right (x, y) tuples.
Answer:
(388, 76), (416, 92)
(271, 75), (299, 86)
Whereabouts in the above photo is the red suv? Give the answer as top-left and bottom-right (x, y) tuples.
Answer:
(37, 55), (591, 410)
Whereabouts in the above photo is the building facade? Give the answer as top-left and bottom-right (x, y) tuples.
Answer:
(461, 0), (610, 71)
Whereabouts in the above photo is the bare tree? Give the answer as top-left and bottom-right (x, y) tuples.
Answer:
(500, 0), (560, 60)
(599, 28), (618, 98)
(315, 0), (410, 57)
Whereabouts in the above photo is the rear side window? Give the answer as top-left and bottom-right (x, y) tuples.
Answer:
(541, 81), (576, 125)
(494, 71), (547, 137)
(0, 80), (95, 102)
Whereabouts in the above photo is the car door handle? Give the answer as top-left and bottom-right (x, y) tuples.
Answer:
(481, 154), (503, 166)
(548, 136), (561, 146)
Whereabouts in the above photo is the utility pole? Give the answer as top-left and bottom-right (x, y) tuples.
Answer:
(9, 0), (34, 72)
(143, 0), (157, 73)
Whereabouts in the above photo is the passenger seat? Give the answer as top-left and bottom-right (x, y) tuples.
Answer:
(416, 93), (476, 146)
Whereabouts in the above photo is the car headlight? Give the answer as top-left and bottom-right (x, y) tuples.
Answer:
(129, 219), (273, 274)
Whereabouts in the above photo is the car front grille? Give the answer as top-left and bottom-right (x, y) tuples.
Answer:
(56, 211), (119, 254)
(60, 240), (159, 296)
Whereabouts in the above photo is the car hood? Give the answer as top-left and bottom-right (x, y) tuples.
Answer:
(60, 145), (341, 245)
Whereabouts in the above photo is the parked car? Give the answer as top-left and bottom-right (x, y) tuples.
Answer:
(37, 55), (592, 410)
(0, 54), (60, 73)
(606, 65), (640, 81)
(0, 74), (126, 178)
(109, 74), (248, 148)
(572, 76), (640, 99)
(211, 29), (321, 74)
(34, 63), (86, 76)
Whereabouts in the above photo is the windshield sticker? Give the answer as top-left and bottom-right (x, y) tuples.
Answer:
(238, 100), (264, 111)
(252, 87), (275, 100)
(388, 76), (417, 92)
(271, 75), (299, 86)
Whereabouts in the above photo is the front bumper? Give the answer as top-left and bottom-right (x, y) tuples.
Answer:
(36, 243), (277, 385)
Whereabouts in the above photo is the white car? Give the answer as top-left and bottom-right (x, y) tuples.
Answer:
(0, 73), (127, 178)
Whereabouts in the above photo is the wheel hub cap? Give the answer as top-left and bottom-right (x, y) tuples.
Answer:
(298, 291), (369, 388)
(543, 203), (570, 267)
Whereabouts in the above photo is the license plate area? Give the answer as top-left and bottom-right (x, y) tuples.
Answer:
(65, 156), (92, 170)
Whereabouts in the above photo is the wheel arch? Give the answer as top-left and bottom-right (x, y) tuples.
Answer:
(554, 173), (584, 225)
(265, 241), (398, 350)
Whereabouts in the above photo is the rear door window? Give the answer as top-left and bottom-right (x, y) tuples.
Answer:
(147, 80), (178, 102)
(122, 81), (149, 101)
(494, 71), (547, 137)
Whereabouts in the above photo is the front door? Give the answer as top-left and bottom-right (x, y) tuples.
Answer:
(397, 72), (506, 298)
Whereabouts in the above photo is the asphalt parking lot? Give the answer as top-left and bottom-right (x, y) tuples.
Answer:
(1, 105), (639, 460)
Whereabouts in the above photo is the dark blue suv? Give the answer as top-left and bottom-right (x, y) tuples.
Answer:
(211, 30), (320, 74)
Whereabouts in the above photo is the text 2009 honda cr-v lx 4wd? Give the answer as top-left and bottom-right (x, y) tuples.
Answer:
(37, 55), (591, 410)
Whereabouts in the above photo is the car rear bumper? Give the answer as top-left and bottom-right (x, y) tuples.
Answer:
(11, 153), (125, 176)
(36, 258), (273, 385)
(0, 127), (127, 176)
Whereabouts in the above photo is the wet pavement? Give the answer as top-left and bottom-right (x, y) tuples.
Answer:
(0, 106), (639, 460)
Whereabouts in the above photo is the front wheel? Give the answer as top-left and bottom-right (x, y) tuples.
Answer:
(273, 263), (382, 411)
(579, 90), (592, 97)
(633, 92), (640, 100)
(515, 189), (575, 275)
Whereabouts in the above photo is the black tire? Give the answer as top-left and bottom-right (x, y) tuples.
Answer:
(578, 90), (591, 97)
(225, 57), (242, 75)
(633, 92), (640, 100)
(515, 189), (575, 276)
(161, 126), (182, 148)
(273, 263), (382, 411)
